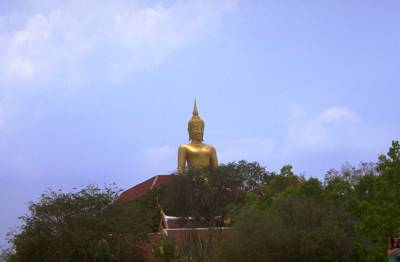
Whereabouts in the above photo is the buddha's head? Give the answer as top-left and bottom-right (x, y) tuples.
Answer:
(188, 99), (204, 142)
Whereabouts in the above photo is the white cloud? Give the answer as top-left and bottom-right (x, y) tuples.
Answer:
(318, 106), (360, 123)
(7, 58), (33, 78)
(213, 106), (362, 170)
(284, 105), (361, 151)
(0, 0), (237, 84)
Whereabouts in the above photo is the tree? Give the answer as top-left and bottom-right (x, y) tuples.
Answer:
(153, 232), (223, 262)
(320, 141), (400, 261)
(0, 247), (14, 262)
(216, 195), (356, 262)
(160, 162), (273, 226)
(4, 161), (274, 261)
(352, 141), (400, 261)
(246, 165), (303, 210)
(215, 166), (357, 262)
(6, 185), (159, 262)
(226, 160), (273, 192)
(160, 166), (245, 227)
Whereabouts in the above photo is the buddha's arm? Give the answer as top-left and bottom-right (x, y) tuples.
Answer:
(177, 145), (187, 175)
(210, 146), (218, 168)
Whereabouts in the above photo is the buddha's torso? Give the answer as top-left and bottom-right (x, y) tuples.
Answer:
(178, 143), (218, 174)
(181, 144), (214, 168)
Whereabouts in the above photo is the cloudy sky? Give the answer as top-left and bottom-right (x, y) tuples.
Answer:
(0, 0), (399, 246)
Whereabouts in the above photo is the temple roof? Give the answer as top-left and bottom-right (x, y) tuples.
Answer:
(118, 175), (175, 202)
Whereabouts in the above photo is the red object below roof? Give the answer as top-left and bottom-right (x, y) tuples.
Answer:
(119, 175), (175, 203)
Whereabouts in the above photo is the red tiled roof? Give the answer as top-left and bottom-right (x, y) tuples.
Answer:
(119, 175), (175, 203)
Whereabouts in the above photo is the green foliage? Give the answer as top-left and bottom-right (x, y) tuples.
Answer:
(216, 196), (355, 262)
(178, 231), (220, 262)
(318, 141), (400, 261)
(154, 232), (222, 262)
(160, 162), (359, 261)
(5, 142), (400, 261)
(153, 237), (179, 262)
(0, 247), (14, 262)
(216, 166), (356, 262)
(6, 185), (159, 262)
(179, 231), (222, 262)
(247, 165), (303, 210)
(161, 161), (272, 226)
(298, 178), (324, 200)
(225, 160), (273, 192)
(352, 141), (400, 261)
(4, 161), (271, 261)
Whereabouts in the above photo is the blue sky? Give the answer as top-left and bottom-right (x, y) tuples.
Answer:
(0, 0), (399, 246)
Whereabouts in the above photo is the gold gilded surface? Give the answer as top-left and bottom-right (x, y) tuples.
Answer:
(177, 99), (218, 175)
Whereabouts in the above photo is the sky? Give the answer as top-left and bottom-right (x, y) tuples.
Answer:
(0, 0), (399, 247)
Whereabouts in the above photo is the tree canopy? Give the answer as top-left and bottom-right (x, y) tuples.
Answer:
(5, 185), (159, 262)
(3, 142), (400, 261)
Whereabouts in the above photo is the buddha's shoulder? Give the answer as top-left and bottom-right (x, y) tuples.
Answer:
(179, 143), (215, 150)
(178, 144), (191, 150)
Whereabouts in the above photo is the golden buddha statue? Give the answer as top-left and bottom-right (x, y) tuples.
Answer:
(177, 100), (218, 175)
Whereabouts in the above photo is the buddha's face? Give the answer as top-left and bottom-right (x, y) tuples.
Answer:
(189, 123), (204, 142)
